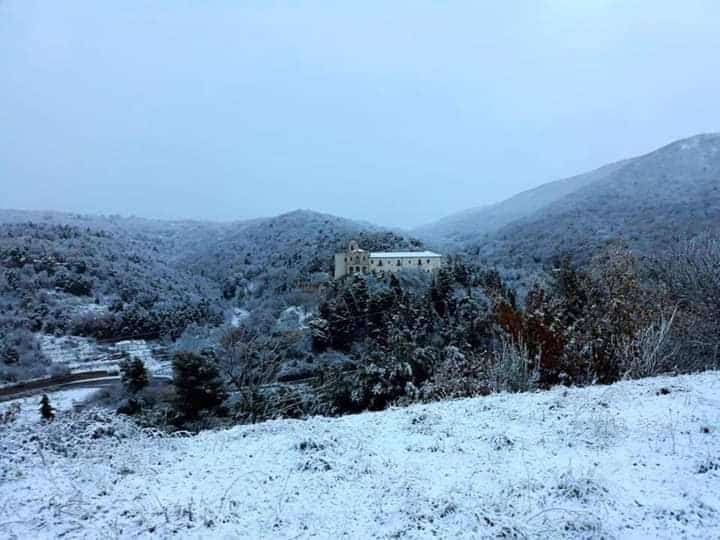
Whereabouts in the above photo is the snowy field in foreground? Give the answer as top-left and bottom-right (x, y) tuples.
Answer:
(2, 373), (720, 539)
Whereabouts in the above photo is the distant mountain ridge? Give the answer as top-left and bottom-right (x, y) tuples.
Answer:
(416, 133), (720, 265)
(414, 158), (630, 245)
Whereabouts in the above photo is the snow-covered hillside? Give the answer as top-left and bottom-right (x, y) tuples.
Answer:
(416, 133), (720, 266)
(2, 373), (720, 538)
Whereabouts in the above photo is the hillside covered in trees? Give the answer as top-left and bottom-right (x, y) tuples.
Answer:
(1, 135), (719, 427)
(417, 133), (720, 267)
(0, 209), (420, 383)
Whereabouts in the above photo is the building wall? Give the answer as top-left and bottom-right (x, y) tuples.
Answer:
(334, 242), (443, 279)
(369, 256), (443, 273)
(347, 252), (369, 273)
(334, 253), (346, 279)
(334, 248), (370, 279)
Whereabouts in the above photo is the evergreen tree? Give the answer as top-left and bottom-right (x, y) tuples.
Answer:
(120, 357), (149, 394)
(430, 268), (454, 317)
(346, 275), (369, 317)
(388, 273), (404, 303)
(39, 394), (54, 421)
(367, 290), (394, 343)
(321, 299), (355, 351)
(172, 353), (227, 418)
(308, 317), (330, 352)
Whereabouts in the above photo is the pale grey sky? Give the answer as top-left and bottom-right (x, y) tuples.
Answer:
(1, 1), (719, 228)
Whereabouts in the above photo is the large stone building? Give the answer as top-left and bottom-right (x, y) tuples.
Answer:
(334, 240), (443, 279)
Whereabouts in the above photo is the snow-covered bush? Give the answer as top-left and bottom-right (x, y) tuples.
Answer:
(649, 232), (720, 371)
(0, 328), (50, 383)
(0, 402), (20, 425)
(421, 346), (489, 400)
(618, 308), (678, 378)
(120, 357), (149, 393)
(489, 339), (539, 393)
(171, 353), (227, 419)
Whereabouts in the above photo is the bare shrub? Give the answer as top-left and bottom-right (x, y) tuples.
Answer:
(218, 325), (286, 421)
(231, 383), (320, 423)
(650, 232), (720, 371)
(489, 339), (538, 393)
(618, 307), (678, 378)
(0, 402), (21, 425)
(421, 346), (489, 400)
(219, 325), (281, 388)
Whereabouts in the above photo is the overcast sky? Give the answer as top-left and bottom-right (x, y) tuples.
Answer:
(1, 1), (719, 228)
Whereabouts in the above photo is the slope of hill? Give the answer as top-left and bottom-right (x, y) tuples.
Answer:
(0, 215), (231, 381)
(3, 371), (719, 538)
(0, 209), (421, 381)
(414, 159), (630, 245)
(180, 209), (423, 304)
(415, 133), (720, 266)
(472, 133), (720, 266)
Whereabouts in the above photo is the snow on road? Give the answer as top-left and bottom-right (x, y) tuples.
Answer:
(2, 372), (720, 539)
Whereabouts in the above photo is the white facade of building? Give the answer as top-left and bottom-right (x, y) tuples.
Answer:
(334, 241), (443, 279)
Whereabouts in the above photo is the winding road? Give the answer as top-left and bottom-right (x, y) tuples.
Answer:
(0, 371), (171, 402)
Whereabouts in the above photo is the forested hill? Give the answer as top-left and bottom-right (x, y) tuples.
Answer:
(470, 133), (720, 266)
(0, 208), (421, 381)
(416, 133), (720, 267)
(180, 209), (422, 303)
(414, 158), (630, 246)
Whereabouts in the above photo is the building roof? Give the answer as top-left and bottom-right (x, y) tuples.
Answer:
(369, 251), (443, 259)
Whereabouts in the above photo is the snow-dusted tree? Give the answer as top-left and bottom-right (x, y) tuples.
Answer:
(650, 232), (720, 371)
(320, 299), (354, 351)
(120, 357), (149, 394)
(172, 353), (227, 418)
(308, 317), (330, 352)
(39, 394), (54, 421)
(430, 268), (454, 317)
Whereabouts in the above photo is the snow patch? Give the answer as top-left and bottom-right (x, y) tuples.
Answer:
(39, 334), (98, 364)
(230, 308), (250, 327)
(38, 334), (170, 377)
(275, 306), (311, 332)
(113, 340), (169, 376)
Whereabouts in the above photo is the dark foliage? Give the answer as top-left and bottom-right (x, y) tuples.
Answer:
(40, 394), (54, 421)
(308, 242), (719, 415)
(120, 357), (149, 394)
(171, 353), (227, 419)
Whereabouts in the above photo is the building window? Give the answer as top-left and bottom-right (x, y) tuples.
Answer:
(426, 259), (430, 264)
(418, 259), (422, 265)
(378, 260), (383, 267)
(396, 260), (401, 266)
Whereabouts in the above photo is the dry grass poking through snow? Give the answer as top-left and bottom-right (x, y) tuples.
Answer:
(2, 373), (720, 538)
